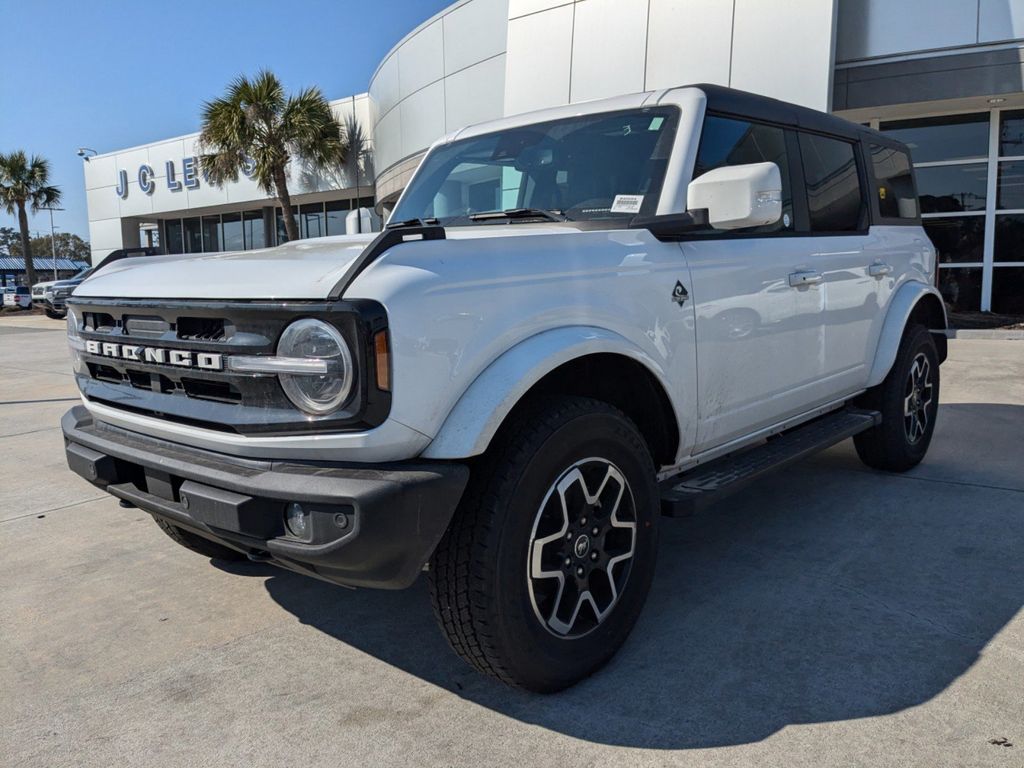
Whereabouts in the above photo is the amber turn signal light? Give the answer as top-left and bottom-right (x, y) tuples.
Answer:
(374, 330), (391, 391)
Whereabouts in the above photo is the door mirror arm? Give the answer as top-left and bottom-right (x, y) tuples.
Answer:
(629, 209), (709, 241)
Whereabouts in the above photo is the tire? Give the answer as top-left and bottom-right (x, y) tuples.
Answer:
(45, 309), (63, 320)
(854, 324), (940, 472)
(428, 395), (659, 692)
(153, 517), (248, 561)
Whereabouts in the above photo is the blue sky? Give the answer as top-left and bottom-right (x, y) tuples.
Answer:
(0, 0), (452, 242)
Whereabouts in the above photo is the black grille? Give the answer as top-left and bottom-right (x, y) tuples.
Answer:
(69, 297), (391, 435)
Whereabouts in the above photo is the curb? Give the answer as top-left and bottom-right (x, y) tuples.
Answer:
(946, 329), (1024, 340)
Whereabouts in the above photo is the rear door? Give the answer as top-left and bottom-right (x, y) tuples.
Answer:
(683, 115), (829, 452)
(793, 131), (878, 394)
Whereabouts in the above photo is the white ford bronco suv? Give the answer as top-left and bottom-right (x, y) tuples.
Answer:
(63, 85), (946, 692)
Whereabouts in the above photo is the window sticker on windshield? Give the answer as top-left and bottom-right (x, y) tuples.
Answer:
(611, 194), (644, 214)
(649, 117), (664, 131)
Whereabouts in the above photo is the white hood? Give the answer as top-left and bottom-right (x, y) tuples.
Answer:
(73, 225), (584, 300)
(74, 233), (379, 300)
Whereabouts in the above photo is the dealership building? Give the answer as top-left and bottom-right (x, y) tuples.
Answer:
(85, 0), (1024, 313)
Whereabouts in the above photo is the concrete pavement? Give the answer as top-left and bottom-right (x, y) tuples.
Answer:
(2, 314), (1022, 767)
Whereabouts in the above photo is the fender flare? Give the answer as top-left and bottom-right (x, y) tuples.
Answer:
(866, 280), (948, 388)
(421, 326), (675, 460)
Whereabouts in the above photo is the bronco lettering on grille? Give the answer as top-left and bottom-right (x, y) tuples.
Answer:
(84, 339), (223, 371)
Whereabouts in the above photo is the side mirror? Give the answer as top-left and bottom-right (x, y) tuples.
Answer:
(686, 161), (782, 230)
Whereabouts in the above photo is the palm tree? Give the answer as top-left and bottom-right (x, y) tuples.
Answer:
(343, 114), (374, 234)
(198, 70), (347, 243)
(0, 151), (61, 286)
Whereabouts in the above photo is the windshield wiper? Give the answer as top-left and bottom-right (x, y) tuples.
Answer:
(386, 217), (440, 229)
(468, 208), (568, 223)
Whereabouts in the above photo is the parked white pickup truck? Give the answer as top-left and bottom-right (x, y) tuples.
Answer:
(62, 84), (945, 692)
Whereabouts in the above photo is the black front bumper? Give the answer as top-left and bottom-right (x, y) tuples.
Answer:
(62, 406), (468, 589)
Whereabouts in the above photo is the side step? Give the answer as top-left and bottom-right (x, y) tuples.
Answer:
(659, 408), (881, 517)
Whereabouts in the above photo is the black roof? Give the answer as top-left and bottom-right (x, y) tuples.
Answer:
(692, 83), (897, 146)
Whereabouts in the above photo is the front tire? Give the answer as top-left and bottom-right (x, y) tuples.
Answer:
(854, 324), (940, 472)
(428, 396), (659, 692)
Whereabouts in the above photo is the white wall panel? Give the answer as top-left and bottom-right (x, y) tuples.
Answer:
(88, 218), (124, 252)
(85, 187), (120, 222)
(504, 4), (574, 114)
(569, 0), (648, 103)
(508, 0), (571, 18)
(836, 0), (977, 62)
(374, 108), (403, 178)
(979, 0), (1024, 42)
(645, 0), (733, 90)
(401, 81), (448, 155)
(398, 20), (445, 98)
(372, 54), (401, 118)
(444, 0), (509, 74)
(83, 153), (117, 192)
(445, 55), (507, 130)
(730, 0), (837, 111)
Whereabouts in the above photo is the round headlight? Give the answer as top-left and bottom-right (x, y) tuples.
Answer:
(66, 305), (80, 338)
(276, 319), (353, 415)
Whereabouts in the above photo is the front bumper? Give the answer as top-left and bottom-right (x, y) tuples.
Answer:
(62, 406), (468, 589)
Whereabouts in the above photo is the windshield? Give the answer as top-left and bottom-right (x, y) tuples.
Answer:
(391, 107), (679, 227)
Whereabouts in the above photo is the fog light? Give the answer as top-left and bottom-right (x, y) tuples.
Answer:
(285, 502), (310, 540)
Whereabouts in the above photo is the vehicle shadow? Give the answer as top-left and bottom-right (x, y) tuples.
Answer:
(256, 402), (1024, 749)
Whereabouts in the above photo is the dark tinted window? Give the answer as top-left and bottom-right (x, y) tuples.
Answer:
(799, 133), (865, 232)
(999, 109), (1024, 157)
(870, 144), (919, 219)
(693, 115), (793, 233)
(881, 113), (989, 163)
(917, 163), (987, 213)
(164, 219), (184, 254)
(923, 217), (985, 263)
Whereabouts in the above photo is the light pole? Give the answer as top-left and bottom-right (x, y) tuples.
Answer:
(40, 206), (65, 280)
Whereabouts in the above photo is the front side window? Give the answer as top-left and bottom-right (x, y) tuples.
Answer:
(693, 115), (793, 233)
(799, 133), (866, 232)
(391, 108), (679, 226)
(870, 144), (918, 219)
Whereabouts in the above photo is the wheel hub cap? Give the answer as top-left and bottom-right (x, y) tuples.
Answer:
(527, 458), (637, 639)
(903, 353), (934, 445)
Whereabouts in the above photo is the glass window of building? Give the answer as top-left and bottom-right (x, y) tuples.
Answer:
(222, 213), (244, 251)
(325, 200), (350, 235)
(999, 109), (1024, 157)
(300, 203), (326, 239)
(798, 132), (865, 232)
(882, 114), (989, 164)
(201, 216), (221, 252)
(995, 110), (1024, 312)
(276, 208), (298, 245)
(882, 113), (991, 311)
(917, 164), (987, 214)
(183, 217), (202, 253)
(165, 219), (184, 254)
(243, 210), (266, 250)
(937, 267), (983, 312)
(923, 217), (985, 264)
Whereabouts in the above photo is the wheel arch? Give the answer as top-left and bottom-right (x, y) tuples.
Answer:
(420, 327), (681, 466)
(867, 281), (948, 388)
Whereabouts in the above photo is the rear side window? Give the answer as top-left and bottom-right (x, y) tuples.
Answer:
(694, 115), (794, 233)
(798, 133), (866, 232)
(870, 144), (919, 220)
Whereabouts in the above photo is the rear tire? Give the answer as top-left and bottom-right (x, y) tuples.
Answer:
(153, 517), (248, 561)
(428, 396), (659, 692)
(854, 324), (940, 472)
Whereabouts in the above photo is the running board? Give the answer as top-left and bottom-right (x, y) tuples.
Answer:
(659, 408), (881, 517)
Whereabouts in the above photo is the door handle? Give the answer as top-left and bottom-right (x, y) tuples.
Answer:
(868, 262), (893, 277)
(789, 270), (823, 287)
